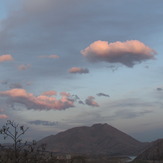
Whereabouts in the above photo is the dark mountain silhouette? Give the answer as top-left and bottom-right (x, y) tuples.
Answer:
(38, 123), (149, 155)
(135, 139), (163, 161)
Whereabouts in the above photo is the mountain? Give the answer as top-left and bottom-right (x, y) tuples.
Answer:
(134, 139), (163, 161)
(38, 123), (148, 155)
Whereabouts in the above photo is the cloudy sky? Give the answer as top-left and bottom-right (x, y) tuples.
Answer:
(0, 0), (163, 142)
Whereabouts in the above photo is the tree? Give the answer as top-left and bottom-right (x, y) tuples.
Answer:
(0, 120), (57, 163)
(0, 120), (29, 163)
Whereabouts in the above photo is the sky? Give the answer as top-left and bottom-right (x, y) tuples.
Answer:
(0, 0), (163, 142)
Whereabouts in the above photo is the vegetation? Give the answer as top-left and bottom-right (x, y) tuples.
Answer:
(0, 120), (56, 163)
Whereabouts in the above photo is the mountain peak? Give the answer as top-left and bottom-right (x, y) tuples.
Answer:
(38, 123), (148, 155)
(91, 123), (109, 127)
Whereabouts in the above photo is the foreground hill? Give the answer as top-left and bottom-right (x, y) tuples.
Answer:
(134, 139), (163, 161)
(38, 123), (148, 155)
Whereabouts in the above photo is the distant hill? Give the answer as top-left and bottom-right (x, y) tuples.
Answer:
(38, 123), (149, 155)
(135, 139), (163, 161)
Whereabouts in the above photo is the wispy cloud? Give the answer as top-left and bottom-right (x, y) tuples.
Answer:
(112, 109), (153, 119)
(9, 83), (23, 89)
(108, 98), (154, 109)
(0, 54), (14, 62)
(39, 55), (59, 59)
(28, 120), (58, 126)
(0, 81), (23, 89)
(68, 67), (89, 74)
(81, 40), (156, 67)
(41, 91), (57, 96)
(0, 114), (8, 119)
(0, 89), (75, 110)
(0, 80), (8, 85)
(97, 93), (110, 97)
(85, 96), (99, 107)
(18, 64), (31, 71)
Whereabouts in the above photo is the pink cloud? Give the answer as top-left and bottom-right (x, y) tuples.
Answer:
(39, 54), (59, 59)
(41, 90), (57, 96)
(0, 54), (14, 62)
(0, 114), (8, 119)
(85, 96), (99, 107)
(68, 67), (89, 74)
(18, 64), (31, 71)
(0, 89), (74, 110)
(60, 92), (71, 97)
(81, 40), (156, 67)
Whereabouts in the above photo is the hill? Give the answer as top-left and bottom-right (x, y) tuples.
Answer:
(38, 123), (149, 156)
(134, 139), (163, 161)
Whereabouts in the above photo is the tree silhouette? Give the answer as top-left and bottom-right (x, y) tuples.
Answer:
(0, 120), (54, 163)
(0, 120), (29, 163)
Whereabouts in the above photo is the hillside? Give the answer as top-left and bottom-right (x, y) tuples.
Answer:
(135, 139), (163, 161)
(38, 123), (148, 155)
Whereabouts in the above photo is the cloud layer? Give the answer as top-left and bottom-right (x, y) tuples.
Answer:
(39, 55), (59, 59)
(29, 120), (58, 126)
(81, 40), (156, 67)
(0, 89), (74, 110)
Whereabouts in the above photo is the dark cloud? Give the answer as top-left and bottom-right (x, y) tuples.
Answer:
(79, 100), (85, 105)
(96, 93), (110, 98)
(106, 65), (120, 72)
(0, 80), (8, 85)
(81, 40), (156, 67)
(157, 88), (163, 91)
(0, 81), (24, 89)
(68, 95), (85, 105)
(85, 96), (99, 107)
(9, 83), (23, 89)
(71, 95), (80, 100)
(28, 120), (58, 126)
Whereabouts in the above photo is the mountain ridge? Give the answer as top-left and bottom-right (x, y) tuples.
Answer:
(38, 123), (149, 155)
(135, 139), (163, 161)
